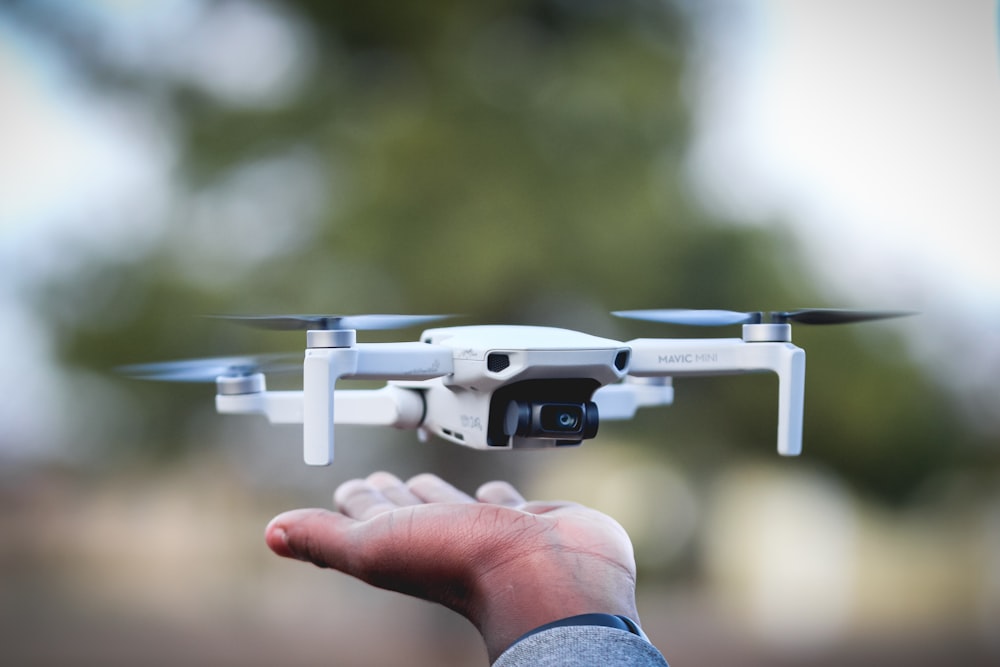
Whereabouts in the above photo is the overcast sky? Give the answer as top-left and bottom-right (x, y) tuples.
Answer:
(685, 0), (1000, 427)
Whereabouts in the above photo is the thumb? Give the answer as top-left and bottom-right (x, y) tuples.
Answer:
(265, 508), (357, 568)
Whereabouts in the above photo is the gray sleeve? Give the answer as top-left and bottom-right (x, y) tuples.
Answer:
(492, 625), (669, 667)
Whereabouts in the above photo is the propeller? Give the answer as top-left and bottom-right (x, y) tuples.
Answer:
(770, 309), (916, 325)
(117, 353), (301, 383)
(613, 308), (915, 327)
(613, 309), (762, 326)
(208, 313), (452, 331)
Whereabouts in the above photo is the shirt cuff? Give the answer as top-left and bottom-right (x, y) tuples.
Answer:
(512, 612), (649, 646)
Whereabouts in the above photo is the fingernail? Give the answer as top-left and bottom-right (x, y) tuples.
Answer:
(267, 525), (298, 559)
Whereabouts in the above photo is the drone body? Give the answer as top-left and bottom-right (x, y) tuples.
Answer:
(122, 309), (911, 466)
(396, 325), (631, 451)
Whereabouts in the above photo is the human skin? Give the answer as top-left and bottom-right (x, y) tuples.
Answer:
(265, 471), (640, 662)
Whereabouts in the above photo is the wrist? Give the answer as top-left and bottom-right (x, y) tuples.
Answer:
(468, 551), (639, 661)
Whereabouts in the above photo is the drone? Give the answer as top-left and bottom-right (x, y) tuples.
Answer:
(119, 309), (911, 466)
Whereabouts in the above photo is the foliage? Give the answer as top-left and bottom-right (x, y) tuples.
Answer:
(15, 0), (992, 503)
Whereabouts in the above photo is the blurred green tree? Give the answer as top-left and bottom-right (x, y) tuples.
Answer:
(13, 0), (992, 504)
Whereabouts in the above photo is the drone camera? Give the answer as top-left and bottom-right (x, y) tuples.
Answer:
(482, 377), (603, 447)
(504, 401), (599, 440)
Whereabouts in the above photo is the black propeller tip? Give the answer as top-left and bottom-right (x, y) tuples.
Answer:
(772, 309), (918, 325)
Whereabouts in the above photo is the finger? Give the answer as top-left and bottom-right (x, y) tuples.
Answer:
(406, 473), (475, 504)
(334, 478), (400, 520)
(475, 480), (527, 507)
(265, 508), (355, 568)
(367, 471), (423, 506)
(519, 499), (582, 515)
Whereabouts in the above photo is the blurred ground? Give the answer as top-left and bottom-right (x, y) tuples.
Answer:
(3, 451), (998, 666)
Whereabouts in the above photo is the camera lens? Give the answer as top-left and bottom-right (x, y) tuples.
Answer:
(500, 399), (599, 443)
(540, 404), (582, 432)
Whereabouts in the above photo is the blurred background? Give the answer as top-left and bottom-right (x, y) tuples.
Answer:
(1, 0), (998, 665)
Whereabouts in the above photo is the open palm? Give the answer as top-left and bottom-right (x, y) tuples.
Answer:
(266, 472), (639, 661)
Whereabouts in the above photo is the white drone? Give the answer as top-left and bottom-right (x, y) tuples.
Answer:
(120, 309), (910, 466)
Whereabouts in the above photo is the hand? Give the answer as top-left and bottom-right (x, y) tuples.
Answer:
(265, 471), (640, 661)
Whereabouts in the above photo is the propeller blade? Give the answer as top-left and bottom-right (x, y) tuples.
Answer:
(613, 309), (761, 326)
(615, 308), (915, 327)
(117, 353), (300, 383)
(772, 309), (917, 325)
(209, 313), (452, 331)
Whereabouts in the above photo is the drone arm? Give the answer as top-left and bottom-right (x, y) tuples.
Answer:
(626, 338), (805, 455)
(304, 343), (453, 466)
(332, 387), (425, 428)
(349, 342), (453, 380)
(216, 386), (425, 428)
(744, 342), (806, 456)
(593, 377), (675, 420)
(216, 390), (304, 423)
